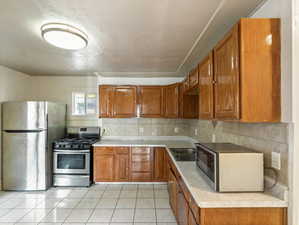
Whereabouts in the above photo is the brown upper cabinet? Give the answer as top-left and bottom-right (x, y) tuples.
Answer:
(213, 23), (240, 120)
(99, 85), (114, 118)
(199, 18), (281, 122)
(182, 77), (189, 93)
(113, 86), (137, 118)
(99, 85), (137, 118)
(138, 86), (164, 118)
(164, 83), (180, 118)
(198, 53), (214, 119)
(189, 67), (199, 89)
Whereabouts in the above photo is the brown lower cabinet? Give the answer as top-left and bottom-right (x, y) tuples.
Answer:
(131, 147), (153, 181)
(166, 152), (287, 225)
(94, 146), (167, 182)
(168, 169), (178, 217)
(94, 147), (129, 182)
(177, 184), (189, 225)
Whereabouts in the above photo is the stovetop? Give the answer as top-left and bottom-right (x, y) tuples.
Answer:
(169, 148), (197, 161)
(53, 137), (99, 150)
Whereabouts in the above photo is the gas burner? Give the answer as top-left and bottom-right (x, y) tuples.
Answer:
(53, 137), (99, 150)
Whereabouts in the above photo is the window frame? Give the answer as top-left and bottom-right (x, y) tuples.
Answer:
(72, 92), (97, 116)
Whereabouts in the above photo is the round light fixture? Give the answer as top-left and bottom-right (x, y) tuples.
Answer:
(41, 23), (88, 50)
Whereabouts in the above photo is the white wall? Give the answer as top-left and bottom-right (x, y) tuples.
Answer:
(29, 76), (99, 127)
(291, 0), (299, 224)
(0, 65), (32, 186)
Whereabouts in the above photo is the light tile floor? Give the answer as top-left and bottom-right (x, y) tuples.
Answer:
(0, 184), (177, 225)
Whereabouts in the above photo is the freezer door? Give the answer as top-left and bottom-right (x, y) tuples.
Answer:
(2, 101), (47, 130)
(2, 130), (48, 191)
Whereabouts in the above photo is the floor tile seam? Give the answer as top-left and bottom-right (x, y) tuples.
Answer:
(62, 194), (88, 223)
(15, 206), (55, 224)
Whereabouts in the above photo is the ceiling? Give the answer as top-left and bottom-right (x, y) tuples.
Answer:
(0, 0), (265, 77)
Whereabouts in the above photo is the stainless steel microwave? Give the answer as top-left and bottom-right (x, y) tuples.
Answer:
(195, 143), (264, 192)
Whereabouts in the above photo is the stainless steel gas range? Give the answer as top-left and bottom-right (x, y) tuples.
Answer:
(52, 127), (100, 187)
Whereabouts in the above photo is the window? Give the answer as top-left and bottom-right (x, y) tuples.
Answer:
(72, 92), (97, 115)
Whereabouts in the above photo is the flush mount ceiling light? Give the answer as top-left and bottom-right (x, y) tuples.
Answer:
(41, 23), (88, 50)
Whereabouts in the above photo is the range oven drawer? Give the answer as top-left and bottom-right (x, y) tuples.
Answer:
(53, 174), (90, 187)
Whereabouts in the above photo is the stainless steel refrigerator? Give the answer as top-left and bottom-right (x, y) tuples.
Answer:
(1, 101), (66, 191)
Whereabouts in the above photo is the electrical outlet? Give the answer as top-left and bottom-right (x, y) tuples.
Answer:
(195, 129), (198, 135)
(139, 127), (144, 133)
(174, 127), (179, 133)
(212, 134), (216, 143)
(271, 152), (281, 170)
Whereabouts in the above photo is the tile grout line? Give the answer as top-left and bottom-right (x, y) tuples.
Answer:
(84, 187), (105, 225)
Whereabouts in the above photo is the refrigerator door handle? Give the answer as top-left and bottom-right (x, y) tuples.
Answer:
(3, 129), (45, 133)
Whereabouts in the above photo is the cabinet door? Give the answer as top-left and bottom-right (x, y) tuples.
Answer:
(154, 148), (167, 181)
(177, 185), (189, 225)
(183, 95), (199, 119)
(139, 86), (164, 117)
(99, 85), (114, 118)
(164, 83), (179, 118)
(213, 24), (240, 120)
(199, 53), (214, 119)
(113, 86), (137, 118)
(168, 169), (178, 218)
(179, 83), (184, 118)
(183, 77), (189, 93)
(94, 154), (115, 182)
(189, 67), (199, 89)
(115, 153), (130, 181)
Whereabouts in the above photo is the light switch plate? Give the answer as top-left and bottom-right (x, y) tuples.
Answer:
(195, 129), (198, 135)
(174, 127), (179, 133)
(271, 152), (281, 170)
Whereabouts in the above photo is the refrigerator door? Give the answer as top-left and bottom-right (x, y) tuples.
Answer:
(2, 130), (47, 191)
(2, 101), (47, 131)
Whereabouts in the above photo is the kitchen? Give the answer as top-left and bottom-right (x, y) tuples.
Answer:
(0, 0), (298, 225)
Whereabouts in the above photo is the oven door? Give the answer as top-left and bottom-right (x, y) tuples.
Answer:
(53, 150), (90, 174)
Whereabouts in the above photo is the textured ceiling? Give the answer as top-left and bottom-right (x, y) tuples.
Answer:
(0, 0), (265, 77)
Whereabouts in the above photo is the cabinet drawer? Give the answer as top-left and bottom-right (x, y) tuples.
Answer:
(131, 172), (152, 181)
(94, 147), (114, 155)
(132, 147), (151, 154)
(132, 154), (151, 162)
(190, 197), (200, 224)
(132, 161), (151, 172)
(114, 147), (129, 154)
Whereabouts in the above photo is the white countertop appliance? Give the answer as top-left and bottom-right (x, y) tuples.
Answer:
(195, 143), (264, 192)
(1, 101), (66, 191)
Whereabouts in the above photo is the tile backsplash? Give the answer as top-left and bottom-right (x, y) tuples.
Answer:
(188, 120), (289, 186)
(101, 118), (190, 137)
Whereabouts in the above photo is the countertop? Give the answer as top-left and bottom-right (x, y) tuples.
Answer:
(93, 137), (288, 208)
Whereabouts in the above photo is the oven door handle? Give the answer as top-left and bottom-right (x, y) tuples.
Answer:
(54, 150), (90, 153)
